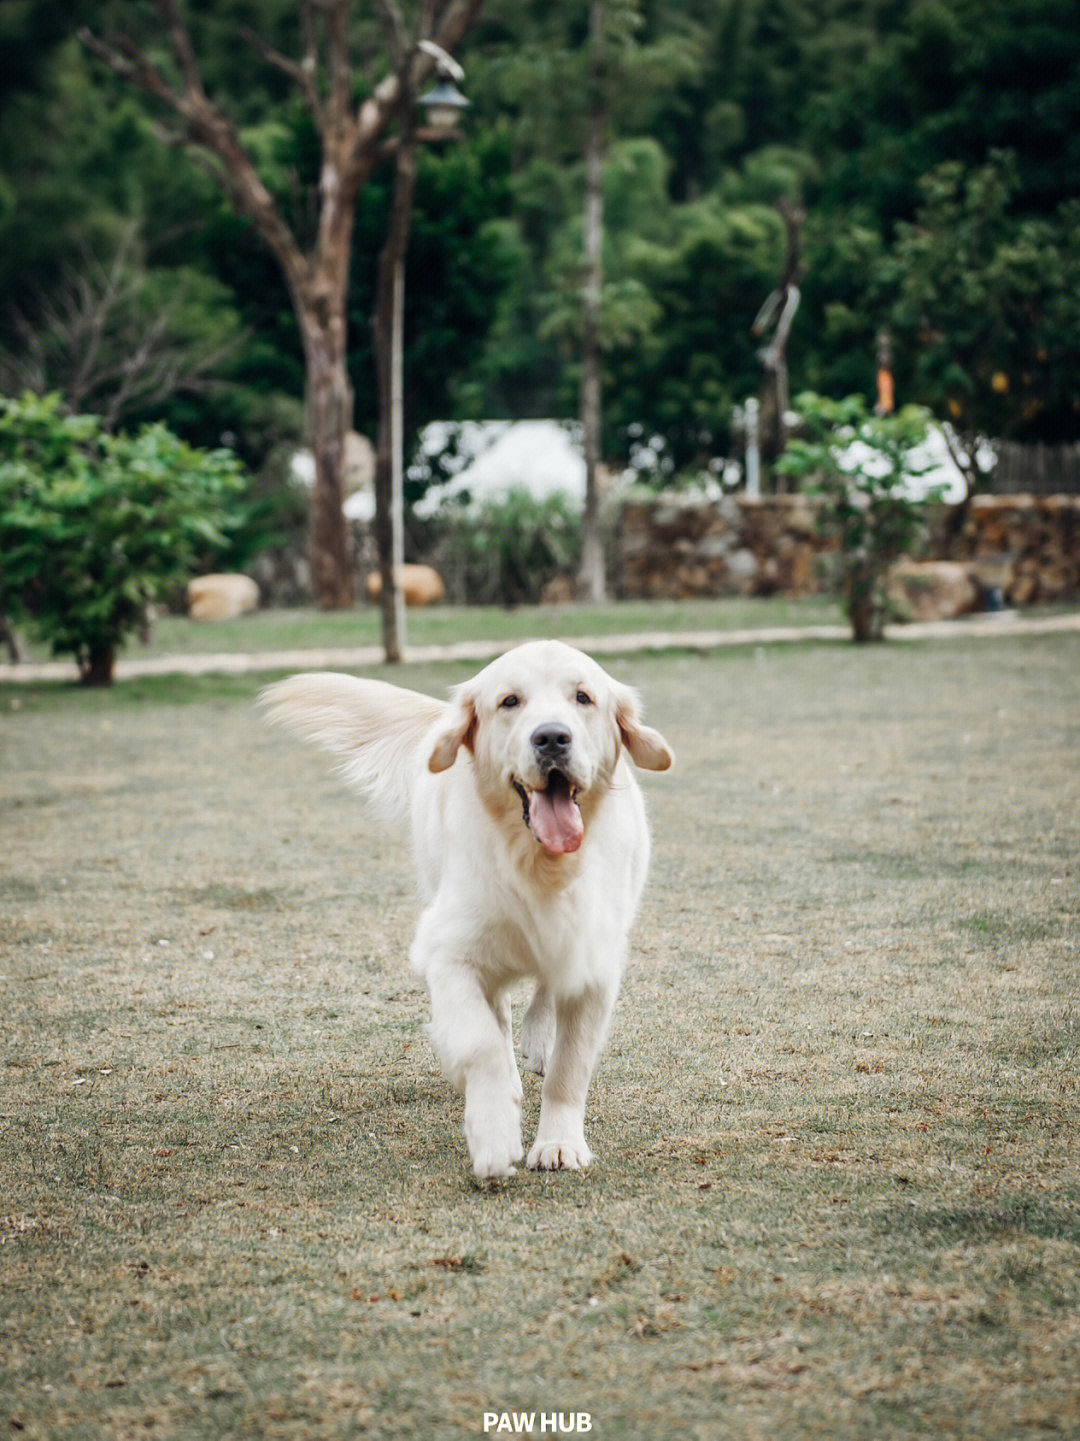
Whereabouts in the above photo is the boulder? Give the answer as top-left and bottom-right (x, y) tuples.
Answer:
(966, 554), (1017, 593)
(365, 564), (446, 608)
(886, 560), (979, 622)
(187, 573), (260, 622)
(541, 575), (588, 605)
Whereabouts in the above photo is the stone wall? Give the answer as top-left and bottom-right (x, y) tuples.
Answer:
(934, 495), (1080, 605)
(617, 495), (833, 599)
(616, 493), (1080, 605)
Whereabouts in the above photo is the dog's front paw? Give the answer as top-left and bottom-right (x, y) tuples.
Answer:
(464, 1087), (523, 1181)
(527, 1137), (594, 1171)
(471, 1144), (522, 1181)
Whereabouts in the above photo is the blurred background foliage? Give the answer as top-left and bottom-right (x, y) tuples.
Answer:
(1, 0), (1077, 499)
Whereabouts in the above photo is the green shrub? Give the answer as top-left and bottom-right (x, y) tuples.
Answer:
(428, 489), (582, 607)
(775, 393), (943, 641)
(0, 392), (248, 682)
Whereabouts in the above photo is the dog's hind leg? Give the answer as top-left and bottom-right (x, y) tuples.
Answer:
(520, 984), (555, 1077)
(496, 993), (524, 1105)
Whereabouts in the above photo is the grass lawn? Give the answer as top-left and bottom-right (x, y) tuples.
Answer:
(9, 595), (845, 668)
(2, 632), (1078, 1439)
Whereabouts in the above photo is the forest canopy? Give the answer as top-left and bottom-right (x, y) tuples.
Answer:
(1, 0), (1077, 481)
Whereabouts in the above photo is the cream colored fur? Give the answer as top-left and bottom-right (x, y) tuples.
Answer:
(261, 640), (672, 1179)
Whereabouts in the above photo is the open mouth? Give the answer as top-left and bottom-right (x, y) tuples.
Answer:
(513, 771), (584, 855)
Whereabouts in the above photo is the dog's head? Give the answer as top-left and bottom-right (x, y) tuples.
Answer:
(428, 641), (672, 856)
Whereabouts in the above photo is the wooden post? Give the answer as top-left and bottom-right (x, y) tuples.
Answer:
(373, 126), (419, 663)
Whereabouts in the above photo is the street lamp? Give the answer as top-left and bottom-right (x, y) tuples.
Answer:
(417, 40), (469, 132)
(417, 77), (470, 136)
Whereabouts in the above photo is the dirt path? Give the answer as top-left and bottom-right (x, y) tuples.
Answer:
(2, 607), (1079, 683)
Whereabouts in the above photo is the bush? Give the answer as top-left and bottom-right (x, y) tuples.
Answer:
(0, 393), (248, 682)
(775, 393), (942, 641)
(427, 490), (582, 607)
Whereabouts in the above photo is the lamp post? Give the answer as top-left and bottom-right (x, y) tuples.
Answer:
(416, 75), (470, 136)
(374, 54), (468, 662)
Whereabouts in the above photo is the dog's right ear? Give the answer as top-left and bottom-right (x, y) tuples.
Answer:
(427, 685), (478, 773)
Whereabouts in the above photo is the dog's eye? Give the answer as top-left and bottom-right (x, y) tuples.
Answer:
(576, 690), (594, 707)
(499, 694), (520, 710)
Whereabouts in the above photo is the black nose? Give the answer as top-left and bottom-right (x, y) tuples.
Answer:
(531, 724), (572, 758)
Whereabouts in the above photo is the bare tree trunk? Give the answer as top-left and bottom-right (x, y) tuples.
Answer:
(579, 0), (607, 604)
(1, 615), (24, 664)
(752, 198), (805, 486)
(301, 275), (356, 609)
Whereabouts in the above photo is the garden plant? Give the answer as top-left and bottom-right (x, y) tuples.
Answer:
(776, 393), (943, 641)
(0, 393), (247, 684)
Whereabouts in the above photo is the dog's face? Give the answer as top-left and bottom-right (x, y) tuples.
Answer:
(428, 641), (672, 856)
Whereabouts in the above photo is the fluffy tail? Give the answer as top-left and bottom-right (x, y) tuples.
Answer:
(260, 672), (447, 829)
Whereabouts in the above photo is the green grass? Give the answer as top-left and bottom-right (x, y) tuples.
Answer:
(154, 594), (845, 652)
(9, 595), (844, 667)
(2, 632), (1079, 1439)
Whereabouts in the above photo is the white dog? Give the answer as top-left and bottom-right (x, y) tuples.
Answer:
(261, 640), (672, 1179)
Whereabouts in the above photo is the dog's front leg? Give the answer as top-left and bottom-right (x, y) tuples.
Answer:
(527, 984), (615, 1171)
(424, 960), (523, 1180)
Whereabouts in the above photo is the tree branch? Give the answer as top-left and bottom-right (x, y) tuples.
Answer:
(345, 0), (483, 199)
(320, 0), (353, 134)
(155, 0), (206, 101)
(80, 22), (307, 299)
(418, 0), (484, 87)
(79, 28), (185, 112)
(420, 0), (440, 42)
(82, 1), (484, 337)
(372, 0), (409, 67)
(0, 231), (245, 431)
(238, 25), (323, 122)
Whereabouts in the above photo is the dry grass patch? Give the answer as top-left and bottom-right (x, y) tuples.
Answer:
(1, 633), (1078, 1439)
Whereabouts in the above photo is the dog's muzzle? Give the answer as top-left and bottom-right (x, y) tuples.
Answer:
(513, 727), (585, 855)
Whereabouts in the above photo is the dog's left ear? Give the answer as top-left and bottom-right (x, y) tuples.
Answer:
(427, 685), (478, 773)
(614, 685), (673, 772)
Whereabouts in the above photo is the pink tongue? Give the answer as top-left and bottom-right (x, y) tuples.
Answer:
(528, 780), (583, 855)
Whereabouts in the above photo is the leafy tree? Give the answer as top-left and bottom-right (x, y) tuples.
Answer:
(0, 393), (247, 683)
(0, 231), (247, 431)
(352, 134), (520, 443)
(4, 0), (1080, 562)
(775, 393), (939, 641)
(820, 0), (1080, 227)
(467, 0), (707, 597)
(890, 153), (1080, 485)
(798, 213), (894, 402)
(605, 196), (787, 464)
(0, 21), (272, 459)
(81, 0), (484, 613)
(0, 10), (115, 308)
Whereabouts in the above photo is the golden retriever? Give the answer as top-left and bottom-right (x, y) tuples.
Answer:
(261, 640), (672, 1179)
